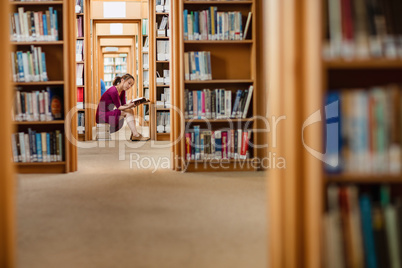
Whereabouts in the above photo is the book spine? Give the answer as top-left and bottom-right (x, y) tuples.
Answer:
(194, 125), (200, 160)
(41, 52), (48, 81)
(46, 133), (51, 162)
(183, 9), (188, 40)
(54, 10), (58, 40)
(11, 134), (19, 162)
(222, 131), (228, 159)
(19, 132), (26, 162)
(42, 14), (48, 40)
(36, 133), (42, 162)
(24, 133), (30, 163)
(359, 194), (378, 268)
(242, 85), (254, 118)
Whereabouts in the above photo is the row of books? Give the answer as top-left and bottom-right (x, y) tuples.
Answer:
(76, 16), (83, 37)
(11, 46), (48, 82)
(185, 127), (252, 160)
(324, 0), (402, 59)
(143, 53), (149, 68)
(10, 7), (59, 42)
(143, 36), (149, 52)
(144, 88), (150, 100)
(156, 0), (170, 13)
(77, 112), (85, 134)
(184, 86), (253, 120)
(115, 57), (127, 65)
(76, 40), (84, 61)
(324, 184), (402, 268)
(157, 40), (170, 61)
(104, 57), (114, 65)
(13, 87), (63, 122)
(142, 18), (148, 36)
(157, 112), (171, 133)
(115, 65), (127, 74)
(156, 70), (170, 86)
(158, 16), (168, 30)
(143, 70), (149, 87)
(184, 51), (212, 81)
(75, 0), (84, 13)
(324, 85), (401, 174)
(183, 8), (250, 41)
(156, 16), (170, 37)
(77, 87), (84, 109)
(11, 130), (63, 163)
(76, 63), (84, 86)
(104, 65), (114, 73)
(156, 87), (171, 108)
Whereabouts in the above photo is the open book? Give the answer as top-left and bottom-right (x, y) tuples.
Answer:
(131, 97), (150, 106)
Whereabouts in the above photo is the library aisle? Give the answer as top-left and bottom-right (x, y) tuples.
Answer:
(16, 142), (267, 268)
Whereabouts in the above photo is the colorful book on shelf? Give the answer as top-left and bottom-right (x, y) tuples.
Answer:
(324, 85), (401, 175)
(243, 12), (252, 39)
(48, 87), (63, 120)
(381, 186), (402, 268)
(360, 194), (377, 268)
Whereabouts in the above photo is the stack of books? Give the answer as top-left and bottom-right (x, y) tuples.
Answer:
(96, 123), (111, 141)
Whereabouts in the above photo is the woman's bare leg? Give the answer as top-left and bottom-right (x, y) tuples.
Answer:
(121, 109), (140, 137)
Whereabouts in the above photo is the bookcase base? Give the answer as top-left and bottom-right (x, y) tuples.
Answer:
(16, 162), (67, 174)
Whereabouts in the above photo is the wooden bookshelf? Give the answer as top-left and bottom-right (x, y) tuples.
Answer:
(103, 53), (129, 88)
(170, 0), (258, 171)
(138, 16), (150, 127)
(150, 0), (172, 140)
(9, 0), (77, 173)
(75, 0), (90, 141)
(10, 1), (63, 6)
(266, 0), (402, 267)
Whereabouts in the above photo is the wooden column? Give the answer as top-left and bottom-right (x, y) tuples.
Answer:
(266, 0), (305, 266)
(0, 0), (16, 267)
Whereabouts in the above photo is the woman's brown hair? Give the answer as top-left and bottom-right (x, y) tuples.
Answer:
(113, 73), (135, 86)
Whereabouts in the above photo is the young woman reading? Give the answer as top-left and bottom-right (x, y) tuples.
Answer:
(96, 73), (149, 141)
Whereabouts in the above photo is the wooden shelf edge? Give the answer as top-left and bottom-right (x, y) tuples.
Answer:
(14, 81), (65, 86)
(15, 162), (67, 174)
(324, 59), (402, 69)
(184, 79), (253, 84)
(326, 173), (402, 183)
(13, 120), (64, 125)
(183, 1), (253, 4)
(11, 41), (64, 45)
(10, 1), (64, 5)
(185, 118), (254, 122)
(184, 40), (253, 44)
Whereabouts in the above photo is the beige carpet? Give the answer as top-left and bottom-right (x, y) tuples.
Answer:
(16, 139), (267, 268)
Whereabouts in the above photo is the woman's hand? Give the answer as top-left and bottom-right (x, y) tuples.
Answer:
(118, 102), (136, 111)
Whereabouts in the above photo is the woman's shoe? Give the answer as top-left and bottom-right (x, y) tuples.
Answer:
(130, 133), (150, 141)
